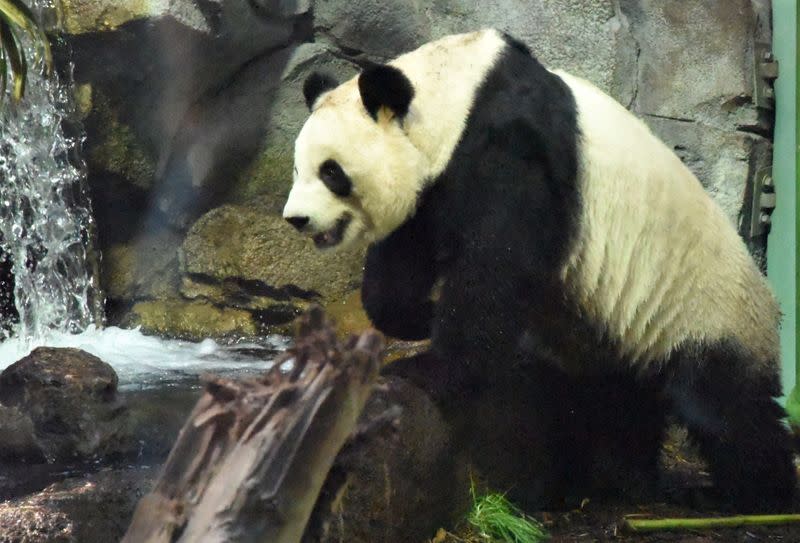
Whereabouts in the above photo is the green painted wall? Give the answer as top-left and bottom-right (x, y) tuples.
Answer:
(768, 0), (797, 412)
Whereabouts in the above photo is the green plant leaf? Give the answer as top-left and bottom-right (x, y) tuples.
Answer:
(0, 17), (26, 101)
(0, 0), (38, 31)
(0, 0), (52, 103)
(0, 24), (7, 101)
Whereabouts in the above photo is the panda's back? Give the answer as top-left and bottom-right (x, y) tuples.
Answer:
(555, 71), (780, 368)
(337, 28), (780, 370)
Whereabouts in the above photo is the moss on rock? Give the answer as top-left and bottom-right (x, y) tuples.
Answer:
(61, 0), (210, 34)
(230, 43), (360, 202)
(86, 91), (155, 190)
(181, 204), (365, 303)
(233, 146), (294, 202)
(129, 299), (257, 340)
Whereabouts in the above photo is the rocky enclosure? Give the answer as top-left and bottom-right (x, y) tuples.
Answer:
(61, 0), (775, 339)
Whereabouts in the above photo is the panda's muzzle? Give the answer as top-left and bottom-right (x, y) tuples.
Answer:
(312, 214), (352, 249)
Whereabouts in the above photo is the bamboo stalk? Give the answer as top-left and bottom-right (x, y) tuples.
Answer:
(622, 514), (800, 533)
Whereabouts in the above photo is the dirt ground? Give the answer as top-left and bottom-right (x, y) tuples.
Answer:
(443, 427), (800, 543)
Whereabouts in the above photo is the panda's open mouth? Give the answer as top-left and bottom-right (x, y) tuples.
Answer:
(313, 214), (351, 249)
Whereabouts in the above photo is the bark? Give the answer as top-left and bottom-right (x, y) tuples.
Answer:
(122, 306), (382, 543)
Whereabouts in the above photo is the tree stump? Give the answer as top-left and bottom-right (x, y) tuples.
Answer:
(122, 306), (383, 543)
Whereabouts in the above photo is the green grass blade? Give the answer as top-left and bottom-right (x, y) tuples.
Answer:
(468, 490), (549, 543)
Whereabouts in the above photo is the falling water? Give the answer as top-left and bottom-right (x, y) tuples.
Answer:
(0, 2), (285, 385)
(0, 0), (99, 343)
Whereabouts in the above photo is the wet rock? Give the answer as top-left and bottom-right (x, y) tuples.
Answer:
(0, 406), (44, 463)
(68, 0), (309, 235)
(180, 203), (364, 313)
(0, 348), (129, 462)
(127, 299), (258, 340)
(0, 251), (16, 334)
(85, 89), (156, 194)
(0, 465), (157, 543)
(153, 43), (302, 229)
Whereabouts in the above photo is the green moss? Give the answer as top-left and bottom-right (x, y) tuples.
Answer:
(74, 83), (92, 119)
(103, 232), (182, 301)
(87, 91), (154, 189)
(62, 0), (156, 34)
(231, 146), (293, 202)
(130, 300), (257, 340)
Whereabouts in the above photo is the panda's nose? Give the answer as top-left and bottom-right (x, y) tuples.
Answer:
(285, 215), (310, 231)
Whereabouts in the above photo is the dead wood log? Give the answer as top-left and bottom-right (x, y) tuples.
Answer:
(122, 306), (382, 543)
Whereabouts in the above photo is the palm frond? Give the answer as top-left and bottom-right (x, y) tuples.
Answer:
(0, 17), (26, 101)
(0, 0), (52, 103)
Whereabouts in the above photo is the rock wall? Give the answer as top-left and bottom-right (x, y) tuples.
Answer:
(62, 0), (775, 338)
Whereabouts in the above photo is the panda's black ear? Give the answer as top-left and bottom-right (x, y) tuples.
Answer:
(303, 72), (339, 110)
(358, 64), (414, 121)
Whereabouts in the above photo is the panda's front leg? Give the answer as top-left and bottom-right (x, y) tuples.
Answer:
(361, 216), (437, 341)
(397, 251), (533, 407)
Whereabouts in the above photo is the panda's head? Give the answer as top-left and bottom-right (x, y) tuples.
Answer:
(283, 64), (429, 250)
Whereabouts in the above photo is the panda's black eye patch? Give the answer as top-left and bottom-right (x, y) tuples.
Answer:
(319, 159), (352, 197)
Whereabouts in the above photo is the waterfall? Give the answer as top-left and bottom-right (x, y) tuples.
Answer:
(0, 0), (101, 342)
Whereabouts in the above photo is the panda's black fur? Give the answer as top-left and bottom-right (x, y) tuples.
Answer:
(298, 31), (797, 511)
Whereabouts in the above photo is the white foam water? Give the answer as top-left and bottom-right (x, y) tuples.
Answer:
(0, 326), (291, 389)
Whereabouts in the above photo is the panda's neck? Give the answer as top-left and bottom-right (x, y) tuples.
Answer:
(391, 30), (507, 179)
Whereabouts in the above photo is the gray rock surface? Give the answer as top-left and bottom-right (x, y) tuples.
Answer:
(70, 0), (310, 235)
(64, 0), (774, 334)
(0, 465), (157, 543)
(233, 42), (361, 200)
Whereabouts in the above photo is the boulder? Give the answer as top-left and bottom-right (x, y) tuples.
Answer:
(67, 0), (311, 235)
(127, 299), (258, 340)
(180, 203), (365, 311)
(61, 0), (212, 34)
(0, 465), (157, 543)
(0, 348), (129, 462)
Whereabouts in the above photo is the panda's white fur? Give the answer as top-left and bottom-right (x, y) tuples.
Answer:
(555, 70), (780, 370)
(285, 28), (780, 371)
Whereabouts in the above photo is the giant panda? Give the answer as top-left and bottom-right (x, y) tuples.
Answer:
(283, 29), (796, 510)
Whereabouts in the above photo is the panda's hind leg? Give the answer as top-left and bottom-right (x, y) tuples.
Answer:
(665, 341), (797, 512)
